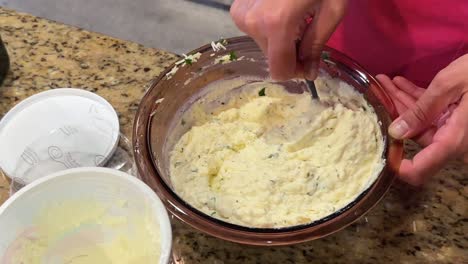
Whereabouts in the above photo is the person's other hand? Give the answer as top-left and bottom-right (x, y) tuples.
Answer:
(230, 0), (347, 80)
(376, 54), (468, 186)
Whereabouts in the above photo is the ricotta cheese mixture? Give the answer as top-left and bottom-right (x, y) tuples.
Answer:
(169, 74), (385, 228)
(2, 200), (161, 264)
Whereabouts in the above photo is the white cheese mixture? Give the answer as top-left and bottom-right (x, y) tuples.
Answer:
(2, 200), (161, 263)
(169, 75), (385, 228)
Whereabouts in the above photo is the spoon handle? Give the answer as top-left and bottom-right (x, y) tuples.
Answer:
(306, 79), (319, 100)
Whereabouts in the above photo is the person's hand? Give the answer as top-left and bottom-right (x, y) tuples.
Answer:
(376, 54), (468, 186)
(230, 0), (347, 80)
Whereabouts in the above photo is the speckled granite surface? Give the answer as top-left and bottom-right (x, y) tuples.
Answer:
(0, 6), (178, 200)
(0, 7), (466, 264)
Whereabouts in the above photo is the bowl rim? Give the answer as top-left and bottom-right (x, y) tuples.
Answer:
(0, 167), (173, 263)
(133, 36), (404, 245)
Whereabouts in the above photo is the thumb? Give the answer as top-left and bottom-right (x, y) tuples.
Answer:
(388, 90), (450, 139)
(298, 0), (346, 80)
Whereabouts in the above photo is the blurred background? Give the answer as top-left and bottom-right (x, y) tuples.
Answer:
(0, 0), (241, 54)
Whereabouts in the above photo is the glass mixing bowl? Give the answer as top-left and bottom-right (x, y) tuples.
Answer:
(133, 36), (403, 246)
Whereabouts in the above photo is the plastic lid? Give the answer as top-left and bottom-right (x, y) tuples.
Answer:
(0, 88), (125, 191)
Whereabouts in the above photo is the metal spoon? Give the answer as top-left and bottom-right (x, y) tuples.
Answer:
(306, 79), (319, 100)
(295, 40), (320, 100)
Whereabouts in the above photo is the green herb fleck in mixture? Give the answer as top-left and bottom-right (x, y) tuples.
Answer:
(184, 58), (193, 65)
(229, 51), (237, 61)
(321, 51), (330, 60)
(258, 87), (266, 96)
(268, 153), (279, 159)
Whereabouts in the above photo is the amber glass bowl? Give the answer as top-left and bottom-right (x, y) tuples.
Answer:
(133, 36), (403, 246)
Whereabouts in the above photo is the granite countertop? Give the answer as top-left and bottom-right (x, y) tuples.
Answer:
(0, 7), (466, 264)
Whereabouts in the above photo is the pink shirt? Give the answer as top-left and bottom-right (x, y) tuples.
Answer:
(327, 0), (468, 88)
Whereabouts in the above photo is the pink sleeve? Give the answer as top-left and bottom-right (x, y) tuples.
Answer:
(327, 0), (468, 88)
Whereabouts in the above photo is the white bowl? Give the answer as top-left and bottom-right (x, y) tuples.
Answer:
(0, 167), (172, 264)
(0, 88), (121, 183)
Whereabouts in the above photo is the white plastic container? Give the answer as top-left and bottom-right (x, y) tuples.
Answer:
(0, 88), (120, 182)
(0, 167), (172, 264)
